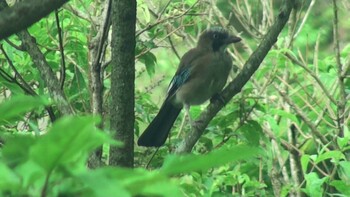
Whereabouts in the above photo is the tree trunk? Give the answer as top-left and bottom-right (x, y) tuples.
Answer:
(109, 0), (136, 167)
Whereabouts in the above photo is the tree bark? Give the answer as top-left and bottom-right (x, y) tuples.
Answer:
(87, 0), (112, 169)
(0, 0), (68, 40)
(109, 0), (136, 167)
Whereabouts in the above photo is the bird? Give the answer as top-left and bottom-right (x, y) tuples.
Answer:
(138, 27), (241, 147)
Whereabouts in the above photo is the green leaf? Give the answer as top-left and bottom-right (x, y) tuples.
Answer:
(269, 108), (298, 123)
(303, 172), (327, 197)
(140, 52), (157, 77)
(160, 145), (261, 176)
(238, 120), (262, 146)
(30, 116), (118, 172)
(315, 150), (345, 164)
(137, 2), (151, 24)
(300, 155), (310, 174)
(2, 135), (37, 167)
(0, 162), (21, 192)
(280, 184), (292, 197)
(0, 79), (24, 95)
(337, 136), (349, 149)
(13, 160), (46, 195)
(329, 180), (350, 195)
(0, 95), (49, 125)
(339, 161), (350, 183)
(78, 167), (181, 197)
(340, 43), (350, 57)
(78, 168), (130, 197)
(264, 116), (280, 135)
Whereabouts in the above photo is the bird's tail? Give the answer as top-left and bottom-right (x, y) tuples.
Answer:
(138, 101), (181, 147)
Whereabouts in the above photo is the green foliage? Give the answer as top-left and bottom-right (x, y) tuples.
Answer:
(1, 0), (350, 196)
(139, 51), (157, 77)
(0, 95), (49, 125)
(0, 96), (262, 196)
(303, 172), (328, 197)
(161, 145), (261, 175)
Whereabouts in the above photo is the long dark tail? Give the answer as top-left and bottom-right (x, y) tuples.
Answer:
(138, 101), (182, 147)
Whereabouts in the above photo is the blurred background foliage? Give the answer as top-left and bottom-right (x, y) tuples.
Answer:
(0, 0), (349, 196)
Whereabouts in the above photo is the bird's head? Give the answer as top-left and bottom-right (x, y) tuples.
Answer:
(197, 27), (241, 52)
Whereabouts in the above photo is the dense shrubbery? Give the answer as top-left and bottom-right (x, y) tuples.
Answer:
(0, 0), (349, 196)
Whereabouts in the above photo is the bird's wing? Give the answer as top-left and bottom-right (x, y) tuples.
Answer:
(166, 48), (205, 99)
(167, 67), (191, 98)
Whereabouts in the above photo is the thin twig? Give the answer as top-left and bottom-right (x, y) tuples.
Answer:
(167, 34), (180, 60)
(136, 0), (200, 37)
(293, 0), (315, 39)
(146, 147), (160, 169)
(274, 85), (333, 149)
(276, 75), (335, 128)
(55, 9), (67, 90)
(284, 52), (337, 105)
(4, 38), (25, 51)
(135, 24), (192, 60)
(158, 0), (172, 18)
(0, 44), (57, 121)
(63, 4), (97, 24)
(0, 45), (35, 94)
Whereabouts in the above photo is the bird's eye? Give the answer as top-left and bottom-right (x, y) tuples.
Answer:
(213, 34), (219, 39)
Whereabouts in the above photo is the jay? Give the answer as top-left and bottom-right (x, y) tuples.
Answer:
(138, 27), (241, 147)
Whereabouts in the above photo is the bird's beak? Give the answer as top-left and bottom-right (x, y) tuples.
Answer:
(226, 35), (241, 44)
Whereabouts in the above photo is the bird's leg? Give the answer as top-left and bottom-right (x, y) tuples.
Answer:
(177, 113), (186, 138)
(185, 104), (193, 127)
(177, 104), (192, 138)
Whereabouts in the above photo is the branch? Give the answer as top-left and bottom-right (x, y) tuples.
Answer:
(274, 85), (335, 150)
(0, 45), (34, 95)
(89, 0), (111, 116)
(0, 0), (69, 40)
(332, 0), (346, 138)
(63, 4), (96, 23)
(135, 0), (200, 37)
(284, 52), (337, 105)
(4, 38), (25, 51)
(54, 9), (67, 90)
(87, 0), (112, 169)
(17, 30), (74, 115)
(293, 0), (315, 39)
(175, 0), (297, 153)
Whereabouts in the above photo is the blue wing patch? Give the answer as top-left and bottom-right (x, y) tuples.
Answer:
(167, 67), (191, 98)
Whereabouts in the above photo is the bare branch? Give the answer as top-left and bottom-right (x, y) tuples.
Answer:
(136, 0), (200, 37)
(284, 52), (337, 105)
(87, 0), (112, 169)
(293, 0), (315, 39)
(63, 4), (97, 24)
(274, 85), (334, 149)
(17, 30), (74, 115)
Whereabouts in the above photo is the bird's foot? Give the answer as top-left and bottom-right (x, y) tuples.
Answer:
(210, 93), (226, 105)
(190, 119), (202, 130)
